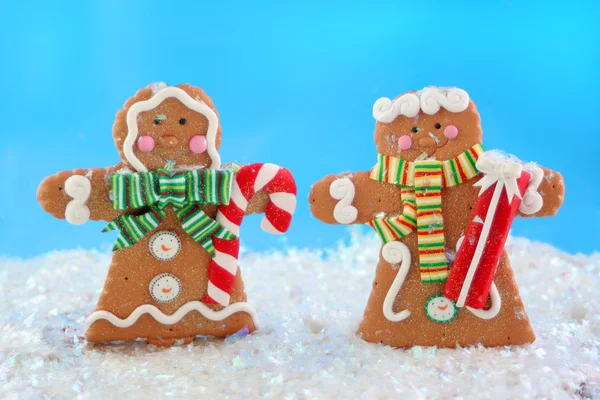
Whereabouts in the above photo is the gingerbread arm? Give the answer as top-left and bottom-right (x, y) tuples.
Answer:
(518, 166), (565, 218)
(37, 163), (128, 223)
(309, 171), (403, 225)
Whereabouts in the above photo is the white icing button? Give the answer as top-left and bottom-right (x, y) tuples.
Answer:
(149, 273), (181, 303)
(425, 294), (458, 323)
(149, 231), (181, 261)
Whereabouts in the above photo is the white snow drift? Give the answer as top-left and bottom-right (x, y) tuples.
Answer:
(0, 232), (598, 399)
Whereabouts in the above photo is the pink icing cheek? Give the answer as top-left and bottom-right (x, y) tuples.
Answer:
(189, 135), (208, 154)
(137, 136), (155, 152)
(443, 125), (459, 139)
(397, 135), (413, 150)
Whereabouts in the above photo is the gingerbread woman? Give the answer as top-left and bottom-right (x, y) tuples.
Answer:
(310, 87), (564, 348)
(37, 83), (297, 345)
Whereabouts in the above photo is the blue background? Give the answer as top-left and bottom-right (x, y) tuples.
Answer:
(1, 1), (598, 257)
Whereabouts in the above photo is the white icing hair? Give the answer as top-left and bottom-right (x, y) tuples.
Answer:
(372, 86), (470, 123)
(124, 86), (221, 172)
(372, 93), (420, 123)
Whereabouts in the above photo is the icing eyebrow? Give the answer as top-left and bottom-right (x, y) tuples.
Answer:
(155, 114), (167, 121)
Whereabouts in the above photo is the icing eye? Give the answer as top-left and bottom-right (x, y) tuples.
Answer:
(154, 119), (161, 125)
(435, 123), (442, 129)
(411, 127), (420, 133)
(179, 118), (186, 125)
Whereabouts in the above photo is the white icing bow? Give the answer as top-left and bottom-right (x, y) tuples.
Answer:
(473, 153), (523, 203)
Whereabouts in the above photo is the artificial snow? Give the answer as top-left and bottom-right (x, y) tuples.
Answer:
(1, 232), (599, 399)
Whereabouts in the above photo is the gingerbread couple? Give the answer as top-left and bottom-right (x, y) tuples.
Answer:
(310, 86), (564, 347)
(38, 84), (564, 348)
(38, 83), (297, 345)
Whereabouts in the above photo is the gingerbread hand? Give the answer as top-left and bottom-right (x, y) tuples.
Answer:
(518, 166), (565, 218)
(309, 171), (403, 225)
(245, 190), (269, 215)
(37, 164), (126, 223)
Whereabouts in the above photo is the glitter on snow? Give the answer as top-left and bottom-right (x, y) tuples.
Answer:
(1, 233), (599, 399)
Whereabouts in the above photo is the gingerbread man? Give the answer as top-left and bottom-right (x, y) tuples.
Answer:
(310, 87), (564, 348)
(38, 83), (297, 345)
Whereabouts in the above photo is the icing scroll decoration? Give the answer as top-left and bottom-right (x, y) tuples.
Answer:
(329, 177), (358, 224)
(372, 86), (470, 123)
(381, 241), (412, 322)
(467, 283), (501, 320)
(124, 86), (221, 172)
(85, 300), (260, 332)
(519, 164), (544, 215)
(64, 175), (91, 225)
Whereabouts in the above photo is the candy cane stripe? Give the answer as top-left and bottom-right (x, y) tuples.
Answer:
(209, 261), (237, 289)
(204, 163), (297, 306)
(261, 218), (282, 234)
(236, 165), (258, 199)
(213, 235), (240, 255)
(263, 168), (296, 193)
(216, 212), (240, 237)
(206, 282), (231, 306)
(214, 251), (238, 275)
(218, 199), (245, 221)
(254, 163), (280, 191)
(269, 193), (297, 214)
(230, 181), (248, 210)
(264, 203), (293, 233)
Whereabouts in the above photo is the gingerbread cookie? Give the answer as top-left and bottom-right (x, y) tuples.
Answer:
(37, 83), (297, 345)
(309, 86), (565, 348)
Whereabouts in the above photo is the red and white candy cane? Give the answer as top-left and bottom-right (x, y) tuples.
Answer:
(204, 163), (297, 306)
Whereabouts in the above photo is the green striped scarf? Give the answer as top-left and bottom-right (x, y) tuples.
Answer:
(103, 168), (235, 253)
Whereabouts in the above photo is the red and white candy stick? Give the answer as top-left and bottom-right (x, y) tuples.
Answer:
(444, 153), (543, 310)
(204, 163), (297, 306)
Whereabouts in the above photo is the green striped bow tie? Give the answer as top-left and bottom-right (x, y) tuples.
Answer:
(103, 168), (235, 253)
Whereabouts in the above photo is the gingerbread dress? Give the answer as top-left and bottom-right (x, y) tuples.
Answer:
(310, 87), (565, 348)
(38, 84), (296, 345)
